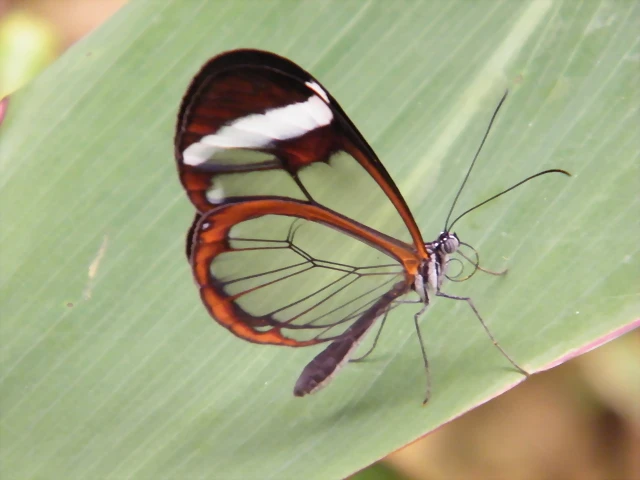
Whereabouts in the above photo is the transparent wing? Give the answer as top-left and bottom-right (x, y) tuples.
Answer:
(190, 198), (418, 346)
(175, 49), (427, 252)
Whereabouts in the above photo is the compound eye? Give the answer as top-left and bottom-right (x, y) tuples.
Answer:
(442, 234), (460, 254)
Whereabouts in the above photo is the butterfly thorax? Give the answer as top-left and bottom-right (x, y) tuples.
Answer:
(415, 232), (460, 303)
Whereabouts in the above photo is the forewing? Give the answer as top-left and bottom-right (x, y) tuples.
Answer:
(190, 199), (419, 346)
(175, 49), (426, 251)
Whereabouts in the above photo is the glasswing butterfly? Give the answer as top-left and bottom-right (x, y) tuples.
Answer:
(175, 49), (569, 403)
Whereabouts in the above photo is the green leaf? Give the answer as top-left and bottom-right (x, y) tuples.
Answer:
(1, 1), (637, 479)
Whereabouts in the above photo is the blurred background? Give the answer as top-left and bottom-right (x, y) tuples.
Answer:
(1, 2), (638, 479)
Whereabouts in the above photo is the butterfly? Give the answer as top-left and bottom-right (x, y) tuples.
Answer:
(174, 49), (569, 402)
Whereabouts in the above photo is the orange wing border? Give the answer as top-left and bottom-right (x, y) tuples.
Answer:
(190, 197), (422, 346)
(175, 49), (429, 258)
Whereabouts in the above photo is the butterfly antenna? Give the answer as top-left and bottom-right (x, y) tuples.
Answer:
(444, 90), (509, 231)
(447, 168), (571, 230)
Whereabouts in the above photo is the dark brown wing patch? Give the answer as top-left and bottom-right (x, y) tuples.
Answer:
(175, 49), (428, 256)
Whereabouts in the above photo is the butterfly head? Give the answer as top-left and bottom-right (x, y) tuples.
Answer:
(419, 231), (461, 296)
(435, 231), (460, 255)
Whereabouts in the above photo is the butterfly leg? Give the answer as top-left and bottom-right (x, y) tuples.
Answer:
(350, 308), (390, 363)
(413, 303), (432, 404)
(351, 298), (423, 363)
(435, 290), (529, 377)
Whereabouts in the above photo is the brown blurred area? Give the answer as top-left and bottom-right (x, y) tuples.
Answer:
(383, 347), (640, 480)
(3, 2), (638, 479)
